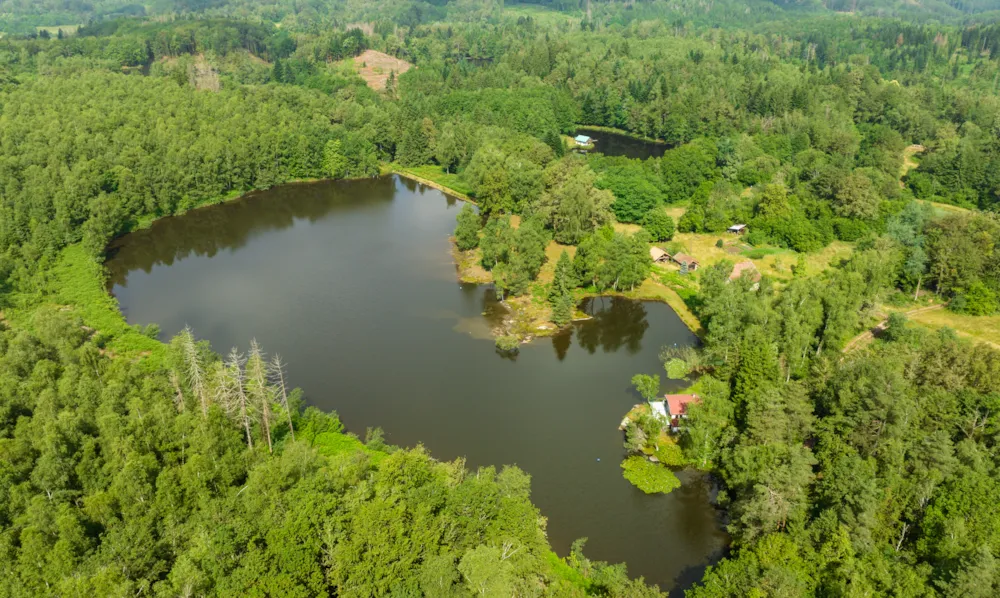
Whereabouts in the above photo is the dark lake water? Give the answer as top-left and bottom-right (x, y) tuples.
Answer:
(105, 175), (727, 591)
(576, 127), (671, 160)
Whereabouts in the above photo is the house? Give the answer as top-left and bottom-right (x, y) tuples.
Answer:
(649, 401), (668, 421)
(671, 252), (700, 271)
(664, 394), (701, 432)
(729, 260), (761, 283)
(649, 246), (671, 263)
(574, 134), (593, 146)
(728, 224), (748, 234)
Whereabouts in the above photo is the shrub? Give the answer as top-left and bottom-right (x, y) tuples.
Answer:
(715, 238), (724, 248)
(620, 456), (681, 494)
(495, 334), (520, 353)
(641, 210), (675, 242)
(951, 281), (998, 316)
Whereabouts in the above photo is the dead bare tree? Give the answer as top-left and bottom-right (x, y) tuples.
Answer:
(269, 353), (295, 441)
(219, 348), (254, 450)
(247, 339), (274, 454)
(180, 326), (209, 416)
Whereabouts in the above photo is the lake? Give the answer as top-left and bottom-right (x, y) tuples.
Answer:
(576, 127), (672, 160)
(105, 175), (727, 591)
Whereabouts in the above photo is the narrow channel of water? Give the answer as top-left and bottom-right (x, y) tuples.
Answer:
(105, 175), (727, 590)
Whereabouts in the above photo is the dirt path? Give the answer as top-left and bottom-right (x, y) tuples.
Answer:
(899, 144), (925, 185)
(843, 304), (943, 353)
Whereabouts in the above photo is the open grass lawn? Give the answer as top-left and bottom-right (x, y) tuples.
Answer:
(901, 308), (1000, 348)
(664, 233), (854, 282)
(36, 24), (81, 36)
(398, 165), (474, 198)
(919, 200), (972, 217)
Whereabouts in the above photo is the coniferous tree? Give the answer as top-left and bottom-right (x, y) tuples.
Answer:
(550, 250), (576, 326)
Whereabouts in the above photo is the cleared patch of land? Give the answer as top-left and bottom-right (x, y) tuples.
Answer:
(354, 50), (412, 91)
(900, 143), (924, 179)
(396, 165), (473, 198)
(899, 305), (1000, 348)
(665, 233), (854, 282)
(36, 24), (81, 36)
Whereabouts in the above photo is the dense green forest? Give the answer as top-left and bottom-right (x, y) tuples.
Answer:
(3, 0), (1000, 595)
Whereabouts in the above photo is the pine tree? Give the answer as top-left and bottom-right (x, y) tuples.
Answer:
(550, 250), (576, 326)
(272, 58), (285, 84)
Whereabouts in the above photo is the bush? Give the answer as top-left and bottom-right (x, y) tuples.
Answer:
(715, 238), (724, 248)
(620, 456), (681, 494)
(951, 281), (999, 316)
(495, 334), (520, 353)
(641, 210), (675, 242)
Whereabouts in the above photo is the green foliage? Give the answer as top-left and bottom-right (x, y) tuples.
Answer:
(549, 250), (576, 326)
(573, 227), (651, 292)
(495, 334), (520, 353)
(642, 210), (675, 242)
(631, 373), (660, 402)
(454, 204), (481, 251)
(322, 139), (348, 179)
(620, 456), (681, 494)
(951, 281), (999, 316)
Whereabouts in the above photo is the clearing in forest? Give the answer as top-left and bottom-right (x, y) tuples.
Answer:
(353, 50), (412, 90)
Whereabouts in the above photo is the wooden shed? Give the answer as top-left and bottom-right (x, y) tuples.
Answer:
(649, 247), (671, 263)
(671, 252), (700, 271)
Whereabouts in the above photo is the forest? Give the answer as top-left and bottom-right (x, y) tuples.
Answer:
(2, 0), (1000, 595)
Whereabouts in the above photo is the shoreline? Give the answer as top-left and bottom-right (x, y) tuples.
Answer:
(574, 124), (671, 146)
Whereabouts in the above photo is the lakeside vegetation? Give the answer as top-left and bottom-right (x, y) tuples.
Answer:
(4, 0), (1000, 594)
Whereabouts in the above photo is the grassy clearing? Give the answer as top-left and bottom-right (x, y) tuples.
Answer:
(900, 144), (924, 179)
(36, 24), (81, 36)
(896, 306), (1000, 348)
(919, 200), (972, 217)
(8, 245), (165, 364)
(666, 233), (854, 282)
(397, 165), (474, 198)
(353, 49), (412, 91)
(504, 4), (581, 25)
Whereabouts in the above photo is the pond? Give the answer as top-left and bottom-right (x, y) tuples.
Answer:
(576, 127), (672, 160)
(105, 175), (727, 592)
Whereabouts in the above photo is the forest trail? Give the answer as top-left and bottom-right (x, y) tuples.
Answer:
(898, 144), (925, 186)
(842, 304), (943, 353)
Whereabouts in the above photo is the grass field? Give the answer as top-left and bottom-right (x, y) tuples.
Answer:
(899, 306), (1000, 348)
(664, 233), (854, 282)
(35, 24), (81, 36)
(397, 165), (474, 198)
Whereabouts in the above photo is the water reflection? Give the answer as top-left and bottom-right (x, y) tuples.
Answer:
(575, 127), (673, 160)
(575, 297), (650, 355)
(105, 177), (397, 285)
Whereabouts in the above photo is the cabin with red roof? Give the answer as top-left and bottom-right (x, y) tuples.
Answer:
(729, 260), (760, 282)
(664, 393), (701, 432)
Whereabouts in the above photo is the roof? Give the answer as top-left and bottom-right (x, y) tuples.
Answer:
(729, 260), (761, 282)
(574, 135), (592, 144)
(672, 252), (699, 265)
(665, 394), (701, 417)
(649, 401), (668, 420)
(728, 224), (747, 231)
(650, 247), (669, 261)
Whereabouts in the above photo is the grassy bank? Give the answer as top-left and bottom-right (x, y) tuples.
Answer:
(394, 164), (475, 199)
